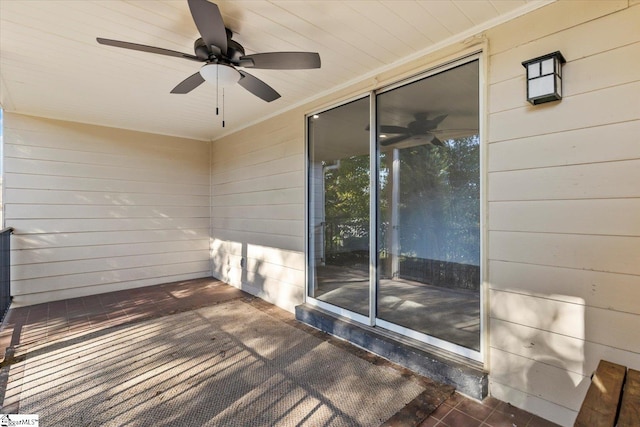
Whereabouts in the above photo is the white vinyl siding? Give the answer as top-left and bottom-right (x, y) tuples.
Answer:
(3, 114), (211, 305)
(210, 110), (306, 312)
(485, 2), (640, 426)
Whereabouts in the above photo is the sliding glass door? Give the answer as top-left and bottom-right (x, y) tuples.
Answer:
(307, 56), (481, 358)
(307, 96), (370, 317)
(377, 60), (480, 352)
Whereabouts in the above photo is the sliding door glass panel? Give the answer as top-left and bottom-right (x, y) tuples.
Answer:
(377, 60), (480, 351)
(308, 97), (370, 316)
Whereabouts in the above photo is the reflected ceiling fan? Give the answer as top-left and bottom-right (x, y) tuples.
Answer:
(97, 0), (321, 104)
(378, 113), (448, 147)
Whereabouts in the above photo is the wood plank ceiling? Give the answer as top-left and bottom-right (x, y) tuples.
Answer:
(0, 0), (546, 141)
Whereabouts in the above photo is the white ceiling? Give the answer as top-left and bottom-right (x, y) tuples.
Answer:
(0, 0), (546, 141)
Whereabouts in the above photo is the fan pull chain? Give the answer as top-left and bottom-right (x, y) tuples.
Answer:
(222, 88), (225, 128)
(215, 64), (219, 116)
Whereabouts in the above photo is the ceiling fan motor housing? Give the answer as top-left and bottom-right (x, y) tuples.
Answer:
(226, 39), (245, 62)
(194, 38), (209, 60)
(194, 33), (245, 64)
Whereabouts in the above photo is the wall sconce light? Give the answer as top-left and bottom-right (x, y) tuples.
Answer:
(522, 51), (566, 105)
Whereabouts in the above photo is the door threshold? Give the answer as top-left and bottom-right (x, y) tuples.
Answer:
(295, 302), (488, 400)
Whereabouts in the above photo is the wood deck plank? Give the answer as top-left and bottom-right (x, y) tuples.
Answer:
(618, 368), (640, 427)
(574, 360), (626, 427)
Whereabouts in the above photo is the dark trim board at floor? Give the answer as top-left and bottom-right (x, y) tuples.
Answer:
(243, 296), (457, 426)
(295, 302), (488, 400)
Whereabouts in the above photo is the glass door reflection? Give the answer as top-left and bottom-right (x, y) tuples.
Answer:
(377, 60), (481, 351)
(308, 96), (370, 316)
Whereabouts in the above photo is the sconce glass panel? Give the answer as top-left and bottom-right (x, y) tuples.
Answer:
(541, 58), (554, 75)
(529, 75), (555, 99)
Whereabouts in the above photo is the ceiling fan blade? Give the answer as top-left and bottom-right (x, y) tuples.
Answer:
(239, 52), (321, 69)
(380, 135), (410, 147)
(431, 136), (445, 147)
(97, 38), (201, 62)
(188, 0), (227, 55)
(238, 71), (281, 102)
(380, 125), (409, 134)
(431, 128), (479, 134)
(430, 114), (448, 127)
(170, 72), (205, 94)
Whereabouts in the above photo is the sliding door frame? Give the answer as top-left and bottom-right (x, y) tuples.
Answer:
(304, 51), (485, 363)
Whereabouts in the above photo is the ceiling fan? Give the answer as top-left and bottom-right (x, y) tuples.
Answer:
(378, 113), (448, 147)
(97, 0), (321, 103)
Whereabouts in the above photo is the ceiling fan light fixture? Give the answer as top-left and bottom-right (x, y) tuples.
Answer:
(200, 63), (240, 87)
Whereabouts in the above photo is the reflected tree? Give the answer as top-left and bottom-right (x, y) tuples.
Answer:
(324, 155), (370, 222)
(380, 136), (480, 289)
(323, 154), (370, 265)
(321, 136), (480, 289)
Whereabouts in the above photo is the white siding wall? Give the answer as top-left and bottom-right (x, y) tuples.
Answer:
(4, 114), (211, 305)
(209, 2), (639, 426)
(210, 110), (306, 312)
(485, 2), (640, 425)
(206, 3), (639, 425)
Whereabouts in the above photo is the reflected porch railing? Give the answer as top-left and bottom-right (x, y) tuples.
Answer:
(324, 219), (480, 291)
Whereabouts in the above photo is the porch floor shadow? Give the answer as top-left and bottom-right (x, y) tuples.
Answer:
(0, 278), (558, 426)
